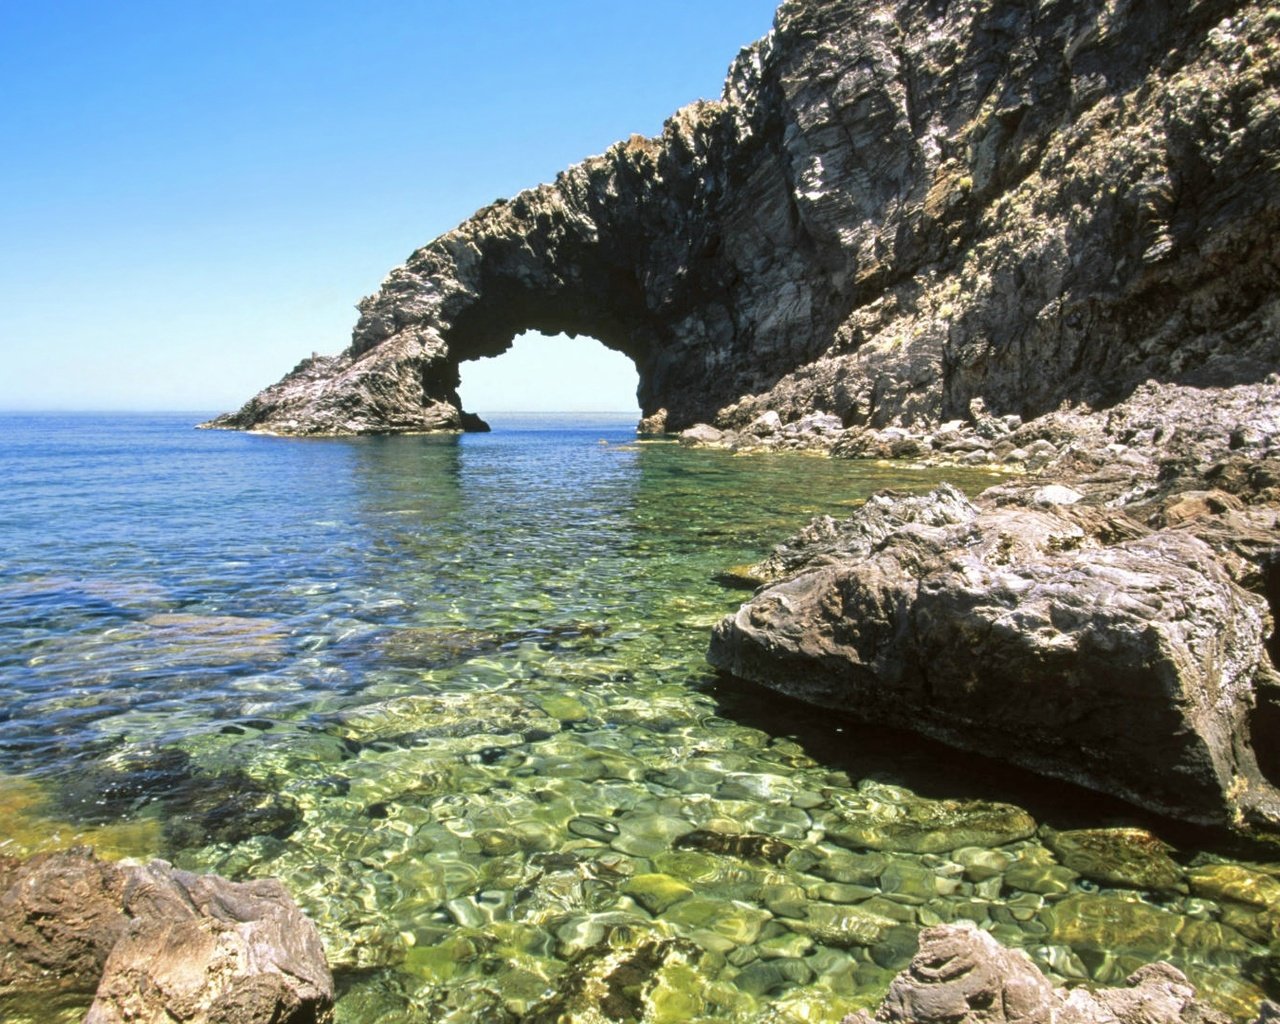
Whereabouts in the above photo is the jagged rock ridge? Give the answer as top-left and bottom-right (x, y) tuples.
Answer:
(205, 0), (1280, 435)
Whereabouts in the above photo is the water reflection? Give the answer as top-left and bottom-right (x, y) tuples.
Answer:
(1, 414), (1276, 1023)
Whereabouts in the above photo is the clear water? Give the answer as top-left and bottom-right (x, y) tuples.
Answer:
(0, 413), (1275, 1023)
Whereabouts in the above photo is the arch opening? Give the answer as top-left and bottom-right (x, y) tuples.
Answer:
(457, 330), (642, 422)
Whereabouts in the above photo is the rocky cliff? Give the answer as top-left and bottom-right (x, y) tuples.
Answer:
(204, 0), (1280, 436)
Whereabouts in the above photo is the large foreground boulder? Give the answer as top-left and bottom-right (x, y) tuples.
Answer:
(0, 850), (332, 1024)
(710, 483), (1280, 834)
(843, 922), (1236, 1024)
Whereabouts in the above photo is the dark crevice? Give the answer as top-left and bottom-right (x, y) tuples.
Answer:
(1253, 554), (1280, 789)
(1265, 553), (1280, 669)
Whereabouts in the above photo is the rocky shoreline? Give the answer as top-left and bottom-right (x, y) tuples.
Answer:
(204, 0), (1279, 440)
(707, 377), (1280, 839)
(173, 0), (1280, 1017)
(199, 0), (1280, 841)
(4, 850), (1278, 1024)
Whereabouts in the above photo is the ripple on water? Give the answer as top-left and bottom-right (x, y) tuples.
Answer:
(0, 414), (1277, 1022)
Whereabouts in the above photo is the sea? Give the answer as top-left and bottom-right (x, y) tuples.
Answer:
(0, 412), (1274, 1022)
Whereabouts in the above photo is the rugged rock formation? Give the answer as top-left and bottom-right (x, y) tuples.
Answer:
(710, 380), (1280, 836)
(204, 0), (1280, 435)
(842, 921), (1236, 1024)
(0, 850), (333, 1024)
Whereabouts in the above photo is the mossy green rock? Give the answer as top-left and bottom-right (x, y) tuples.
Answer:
(953, 847), (1010, 882)
(1004, 847), (1078, 895)
(624, 873), (694, 914)
(812, 849), (888, 885)
(1042, 894), (1180, 955)
(1042, 827), (1184, 893)
(787, 902), (897, 947)
(664, 897), (771, 945)
(828, 796), (1035, 854)
(1219, 902), (1280, 945)
(1187, 862), (1280, 909)
(810, 882), (876, 904)
(733, 957), (813, 996)
(760, 883), (809, 919)
(877, 859), (938, 904)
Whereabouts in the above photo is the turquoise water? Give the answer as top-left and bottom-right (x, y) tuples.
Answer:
(0, 413), (1275, 1023)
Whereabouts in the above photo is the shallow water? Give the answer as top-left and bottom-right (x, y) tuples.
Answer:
(0, 412), (1275, 1023)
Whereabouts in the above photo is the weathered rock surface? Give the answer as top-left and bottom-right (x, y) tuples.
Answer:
(842, 921), (1233, 1024)
(0, 850), (332, 1024)
(0, 850), (127, 994)
(712, 489), (1280, 832)
(711, 380), (1280, 836)
(206, 0), (1280, 436)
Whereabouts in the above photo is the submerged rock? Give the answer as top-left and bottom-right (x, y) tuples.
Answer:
(1042, 827), (1185, 894)
(522, 935), (698, 1024)
(674, 828), (792, 864)
(55, 749), (302, 851)
(826, 790), (1036, 855)
(1187, 864), (1280, 911)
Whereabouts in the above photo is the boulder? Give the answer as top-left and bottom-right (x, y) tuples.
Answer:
(710, 489), (1280, 834)
(679, 423), (726, 445)
(0, 850), (128, 993)
(0, 851), (332, 1024)
(842, 922), (1232, 1024)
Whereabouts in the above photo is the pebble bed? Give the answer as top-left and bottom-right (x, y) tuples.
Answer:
(0, 413), (1276, 1023)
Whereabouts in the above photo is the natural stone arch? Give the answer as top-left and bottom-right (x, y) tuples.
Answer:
(207, 0), (1280, 438)
(204, 107), (816, 437)
(458, 330), (642, 417)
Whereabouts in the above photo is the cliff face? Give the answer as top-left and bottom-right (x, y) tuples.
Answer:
(206, 0), (1280, 436)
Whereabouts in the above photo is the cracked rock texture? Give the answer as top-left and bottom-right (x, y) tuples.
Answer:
(205, 0), (1280, 435)
(842, 922), (1236, 1024)
(0, 850), (333, 1024)
(710, 380), (1280, 836)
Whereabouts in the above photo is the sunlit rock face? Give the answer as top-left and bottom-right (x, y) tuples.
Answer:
(204, 0), (1280, 436)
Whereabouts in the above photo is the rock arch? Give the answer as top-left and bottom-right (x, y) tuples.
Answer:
(206, 0), (1280, 437)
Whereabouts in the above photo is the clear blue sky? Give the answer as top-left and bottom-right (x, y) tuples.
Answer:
(0, 2), (779, 414)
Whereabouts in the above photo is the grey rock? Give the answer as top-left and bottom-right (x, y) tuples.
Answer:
(747, 483), (977, 586)
(710, 487), (1280, 834)
(206, 0), (1280, 437)
(679, 423), (725, 445)
(840, 922), (1232, 1024)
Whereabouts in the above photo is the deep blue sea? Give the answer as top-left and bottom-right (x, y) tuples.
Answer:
(0, 412), (1273, 1023)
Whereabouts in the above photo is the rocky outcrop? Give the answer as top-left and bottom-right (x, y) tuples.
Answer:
(0, 850), (332, 1024)
(205, 0), (1280, 436)
(842, 922), (1234, 1024)
(710, 380), (1280, 836)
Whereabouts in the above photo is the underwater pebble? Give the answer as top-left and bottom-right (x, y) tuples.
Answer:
(813, 848), (888, 885)
(610, 813), (696, 857)
(954, 846), (1011, 882)
(787, 902), (897, 947)
(877, 859), (937, 904)
(734, 957), (814, 996)
(567, 815), (619, 842)
(623, 872), (694, 914)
